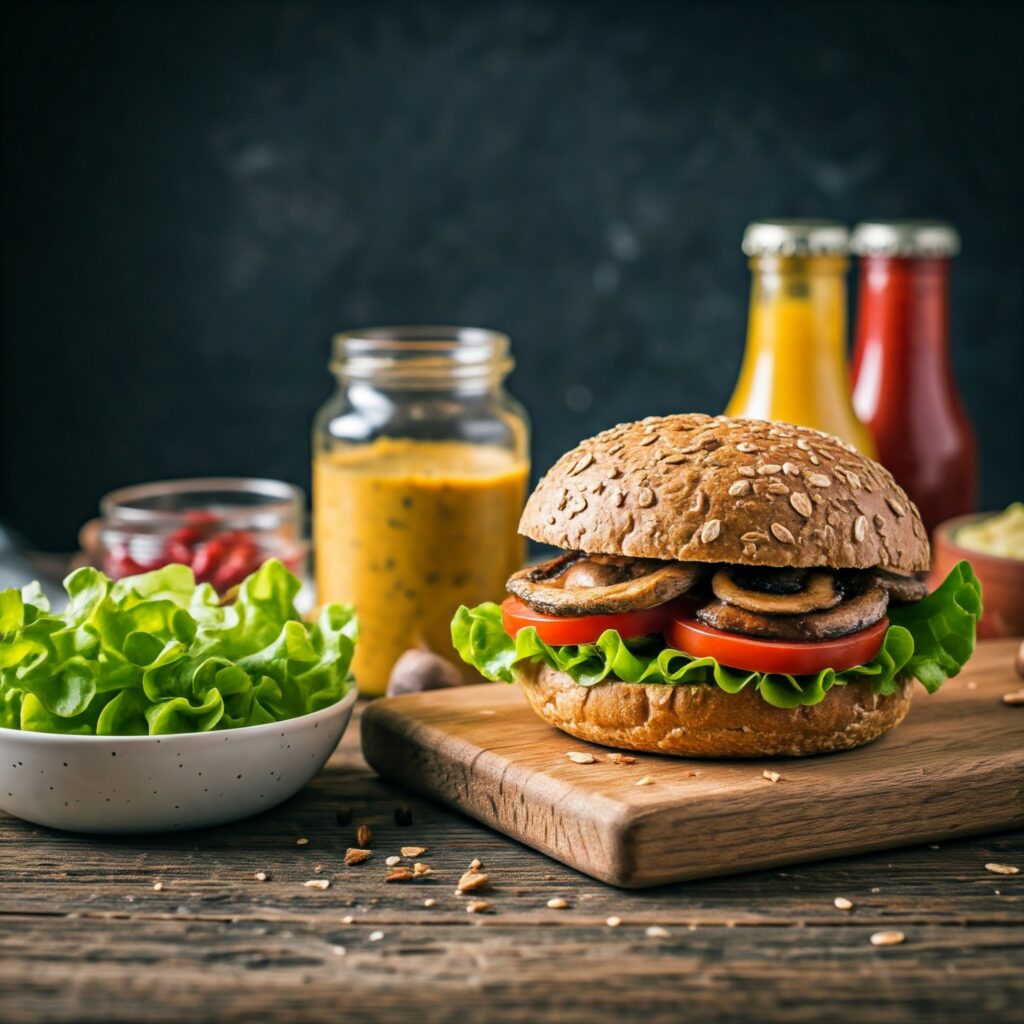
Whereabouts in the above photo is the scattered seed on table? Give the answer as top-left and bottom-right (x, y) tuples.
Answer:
(646, 926), (670, 938)
(341, 915), (354, 924)
(413, 863), (431, 877)
(423, 898), (437, 908)
(152, 882), (163, 892)
(546, 898), (568, 910)
(368, 931), (384, 942)
(870, 887), (881, 894)
(635, 776), (654, 787)
(314, 864), (323, 874)
(385, 856), (401, 867)
(344, 848), (373, 866)
(763, 770), (781, 783)
(331, 946), (346, 956)
(834, 897), (853, 910)
(401, 846), (427, 858)
(466, 900), (491, 914)
(458, 870), (489, 893)
(567, 751), (596, 764)
(303, 879), (330, 890)
(870, 931), (905, 947)
(469, 858), (482, 871)
(355, 824), (373, 848)
(1001, 690), (1024, 707)
(254, 872), (268, 882)
(606, 916), (622, 928)
(985, 863), (1019, 875)
(386, 868), (416, 883)
(296, 838), (310, 846)
(608, 753), (637, 765)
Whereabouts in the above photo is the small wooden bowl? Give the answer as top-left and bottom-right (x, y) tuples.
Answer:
(932, 513), (1024, 639)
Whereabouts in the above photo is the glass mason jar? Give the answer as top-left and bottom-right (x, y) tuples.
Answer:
(725, 219), (876, 456)
(313, 327), (530, 697)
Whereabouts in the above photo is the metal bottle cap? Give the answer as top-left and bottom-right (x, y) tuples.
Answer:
(850, 220), (960, 258)
(741, 219), (849, 257)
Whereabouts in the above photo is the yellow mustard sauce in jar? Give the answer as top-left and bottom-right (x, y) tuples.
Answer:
(312, 328), (529, 696)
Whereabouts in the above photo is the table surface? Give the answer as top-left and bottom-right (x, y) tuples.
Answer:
(0, 701), (1021, 1024)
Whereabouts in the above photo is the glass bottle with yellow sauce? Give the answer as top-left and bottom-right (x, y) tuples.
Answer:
(725, 219), (876, 456)
(313, 327), (529, 696)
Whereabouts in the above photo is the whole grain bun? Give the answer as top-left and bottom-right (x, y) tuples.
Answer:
(520, 414), (929, 572)
(517, 659), (913, 757)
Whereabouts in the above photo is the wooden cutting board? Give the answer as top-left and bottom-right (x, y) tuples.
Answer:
(361, 639), (1024, 888)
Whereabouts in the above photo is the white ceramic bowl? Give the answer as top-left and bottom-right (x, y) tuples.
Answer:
(0, 688), (357, 833)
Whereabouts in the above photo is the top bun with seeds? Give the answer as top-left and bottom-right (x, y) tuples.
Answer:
(519, 414), (929, 572)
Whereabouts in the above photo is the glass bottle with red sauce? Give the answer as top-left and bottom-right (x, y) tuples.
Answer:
(850, 221), (977, 532)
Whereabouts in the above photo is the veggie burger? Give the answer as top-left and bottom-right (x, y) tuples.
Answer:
(453, 414), (981, 757)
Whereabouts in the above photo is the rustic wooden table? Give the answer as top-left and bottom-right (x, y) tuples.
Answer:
(1, 704), (1021, 1024)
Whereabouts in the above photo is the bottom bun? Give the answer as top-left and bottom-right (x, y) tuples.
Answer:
(515, 660), (913, 758)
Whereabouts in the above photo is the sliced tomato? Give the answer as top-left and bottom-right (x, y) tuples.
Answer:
(665, 611), (889, 676)
(501, 596), (671, 646)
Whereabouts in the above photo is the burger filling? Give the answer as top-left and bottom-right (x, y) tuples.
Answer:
(451, 557), (980, 710)
(506, 553), (701, 615)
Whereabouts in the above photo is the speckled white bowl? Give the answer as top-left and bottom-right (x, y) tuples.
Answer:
(0, 688), (357, 833)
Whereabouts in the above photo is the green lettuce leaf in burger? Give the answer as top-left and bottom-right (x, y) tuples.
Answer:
(452, 414), (981, 757)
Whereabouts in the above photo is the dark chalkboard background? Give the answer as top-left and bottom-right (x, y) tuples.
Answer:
(2, 0), (1022, 551)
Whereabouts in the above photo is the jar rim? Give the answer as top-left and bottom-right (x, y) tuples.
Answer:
(100, 477), (304, 530)
(330, 325), (514, 384)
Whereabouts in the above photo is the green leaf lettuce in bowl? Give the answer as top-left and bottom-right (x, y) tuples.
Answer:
(0, 559), (357, 736)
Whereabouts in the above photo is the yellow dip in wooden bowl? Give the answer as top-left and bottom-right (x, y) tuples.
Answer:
(314, 438), (528, 695)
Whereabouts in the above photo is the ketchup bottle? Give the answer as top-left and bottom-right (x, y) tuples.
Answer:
(850, 221), (977, 533)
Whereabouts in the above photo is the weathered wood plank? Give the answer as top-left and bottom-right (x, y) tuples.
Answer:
(1, 677), (1021, 1023)
(1, 916), (1021, 1024)
(1, 757), (1021, 925)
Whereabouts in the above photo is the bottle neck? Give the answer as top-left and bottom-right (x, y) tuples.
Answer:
(726, 254), (875, 455)
(854, 256), (951, 358)
(746, 255), (849, 360)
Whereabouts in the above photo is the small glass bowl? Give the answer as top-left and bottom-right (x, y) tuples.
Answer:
(97, 478), (307, 594)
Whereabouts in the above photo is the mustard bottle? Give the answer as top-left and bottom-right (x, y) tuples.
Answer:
(725, 219), (876, 456)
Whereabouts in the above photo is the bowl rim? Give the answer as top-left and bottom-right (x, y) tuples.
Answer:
(0, 685), (357, 745)
(933, 511), (1024, 571)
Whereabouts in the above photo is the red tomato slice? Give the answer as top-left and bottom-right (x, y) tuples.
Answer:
(665, 611), (889, 676)
(501, 596), (671, 646)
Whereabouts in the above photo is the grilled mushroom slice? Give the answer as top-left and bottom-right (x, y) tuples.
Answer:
(507, 552), (702, 616)
(711, 569), (841, 615)
(697, 585), (889, 642)
(869, 569), (928, 604)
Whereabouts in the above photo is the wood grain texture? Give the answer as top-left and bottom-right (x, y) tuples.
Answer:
(362, 639), (1024, 888)
(1, 648), (1021, 1023)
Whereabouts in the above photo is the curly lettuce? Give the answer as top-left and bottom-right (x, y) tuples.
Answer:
(0, 560), (357, 735)
(451, 561), (981, 710)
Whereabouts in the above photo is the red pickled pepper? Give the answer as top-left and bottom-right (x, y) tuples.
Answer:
(105, 511), (295, 592)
